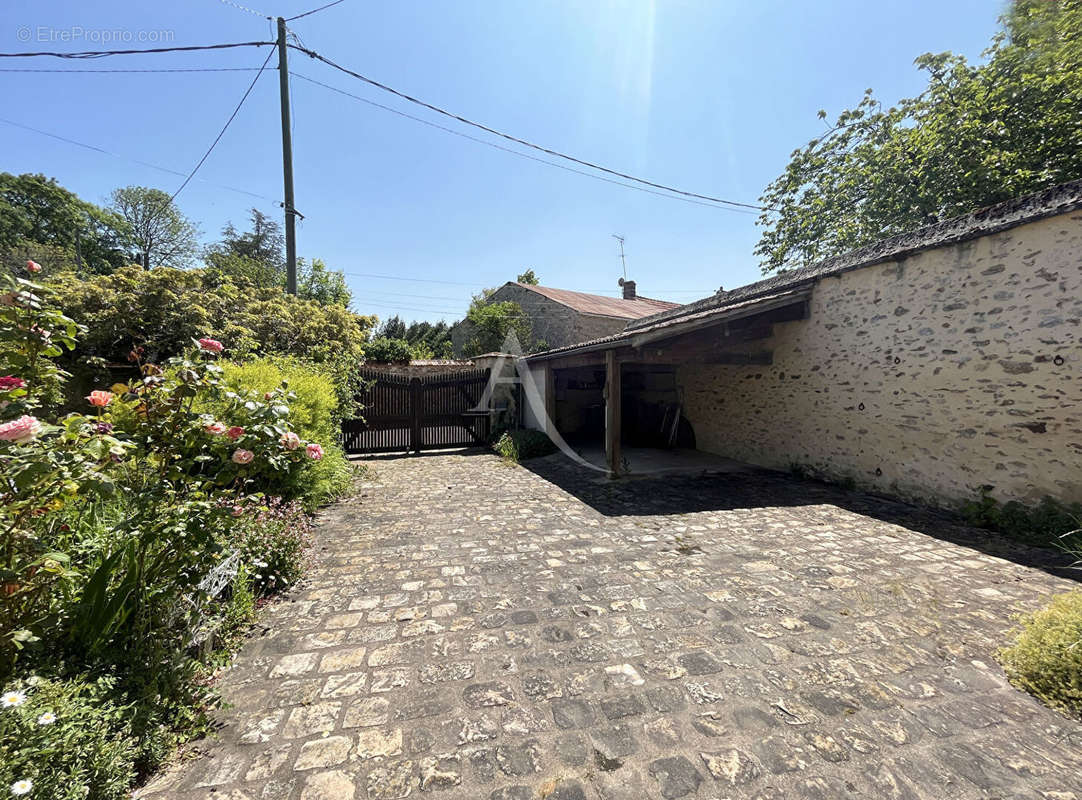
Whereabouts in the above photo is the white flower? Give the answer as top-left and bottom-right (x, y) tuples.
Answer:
(1, 691), (26, 708)
(10, 780), (32, 796)
(36, 711), (56, 725)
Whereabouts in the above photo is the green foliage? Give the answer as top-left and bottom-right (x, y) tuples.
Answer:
(960, 487), (1082, 549)
(365, 336), (414, 363)
(0, 173), (131, 276)
(494, 429), (556, 462)
(51, 265), (374, 367)
(225, 498), (313, 595)
(298, 257), (352, 308)
(374, 316), (453, 358)
(755, 0), (1082, 273)
(204, 251), (280, 291)
(463, 292), (531, 357)
(108, 186), (198, 270)
(0, 674), (140, 800)
(516, 269), (539, 285)
(1000, 590), (1082, 718)
(494, 431), (518, 462)
(216, 357), (353, 507)
(210, 208), (285, 280)
(0, 254), (332, 793)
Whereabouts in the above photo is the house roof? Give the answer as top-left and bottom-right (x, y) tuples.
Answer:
(526, 178), (1082, 362)
(501, 282), (680, 319)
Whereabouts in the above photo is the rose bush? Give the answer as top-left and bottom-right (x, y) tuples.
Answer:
(1, 255), (334, 792)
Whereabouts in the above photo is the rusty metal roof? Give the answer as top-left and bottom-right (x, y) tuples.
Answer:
(502, 282), (680, 319)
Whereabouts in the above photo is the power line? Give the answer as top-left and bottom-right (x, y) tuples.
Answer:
(0, 116), (279, 203)
(169, 47), (275, 201)
(0, 42), (274, 60)
(286, 0), (348, 21)
(291, 72), (757, 214)
(287, 43), (769, 211)
(0, 66), (270, 73)
(216, 0), (272, 19)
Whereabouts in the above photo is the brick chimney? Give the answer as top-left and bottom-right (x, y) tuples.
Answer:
(619, 278), (637, 300)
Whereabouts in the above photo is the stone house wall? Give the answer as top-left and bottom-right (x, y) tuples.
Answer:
(677, 211), (1082, 507)
(452, 285), (629, 355)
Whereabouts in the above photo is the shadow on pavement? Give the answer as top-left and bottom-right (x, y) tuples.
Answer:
(521, 452), (1079, 582)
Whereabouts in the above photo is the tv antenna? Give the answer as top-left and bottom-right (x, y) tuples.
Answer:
(612, 234), (627, 279)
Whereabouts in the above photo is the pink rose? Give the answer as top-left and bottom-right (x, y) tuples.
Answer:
(280, 431), (301, 450)
(204, 421), (227, 435)
(86, 390), (114, 407)
(231, 448), (254, 465)
(306, 443), (324, 461)
(226, 426), (245, 441)
(0, 376), (26, 391)
(0, 415), (42, 444)
(198, 338), (224, 354)
(26, 260), (41, 273)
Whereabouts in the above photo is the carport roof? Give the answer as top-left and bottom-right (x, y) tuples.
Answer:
(525, 177), (1082, 363)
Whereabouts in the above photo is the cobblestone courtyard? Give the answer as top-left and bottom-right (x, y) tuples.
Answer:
(140, 452), (1082, 800)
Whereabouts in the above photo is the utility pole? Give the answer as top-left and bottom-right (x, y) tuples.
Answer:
(612, 234), (627, 280)
(277, 17), (298, 294)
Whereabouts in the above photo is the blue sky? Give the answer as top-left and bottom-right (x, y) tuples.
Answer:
(3, 0), (1004, 323)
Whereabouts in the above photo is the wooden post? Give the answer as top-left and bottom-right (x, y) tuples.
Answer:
(605, 349), (621, 476)
(544, 365), (556, 436)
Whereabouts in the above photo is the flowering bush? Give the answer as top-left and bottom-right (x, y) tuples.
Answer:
(224, 497), (313, 595)
(0, 254), (338, 793)
(0, 674), (139, 800)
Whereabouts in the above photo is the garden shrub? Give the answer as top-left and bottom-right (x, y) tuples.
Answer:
(494, 429), (556, 462)
(224, 497), (313, 595)
(216, 357), (353, 507)
(364, 336), (414, 363)
(1000, 590), (1082, 718)
(0, 674), (139, 800)
(51, 265), (374, 367)
(961, 487), (1082, 549)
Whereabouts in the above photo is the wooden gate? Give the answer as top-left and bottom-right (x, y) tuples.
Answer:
(342, 368), (491, 454)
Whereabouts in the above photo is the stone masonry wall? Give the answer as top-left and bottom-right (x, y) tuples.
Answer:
(453, 285), (630, 356)
(677, 211), (1082, 507)
(495, 285), (628, 352)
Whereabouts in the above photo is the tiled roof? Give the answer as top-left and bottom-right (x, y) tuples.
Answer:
(525, 288), (808, 361)
(502, 282), (680, 319)
(527, 178), (1082, 361)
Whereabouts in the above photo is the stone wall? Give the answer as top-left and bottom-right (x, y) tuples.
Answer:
(452, 285), (629, 356)
(677, 211), (1082, 507)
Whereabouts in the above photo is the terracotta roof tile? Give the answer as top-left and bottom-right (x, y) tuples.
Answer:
(504, 283), (680, 319)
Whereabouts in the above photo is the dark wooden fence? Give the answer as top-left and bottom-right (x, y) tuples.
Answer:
(342, 368), (491, 454)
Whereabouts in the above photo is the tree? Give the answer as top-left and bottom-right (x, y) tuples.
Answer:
(216, 208), (285, 276)
(461, 289), (531, 356)
(109, 186), (199, 270)
(298, 258), (352, 307)
(375, 315), (408, 340)
(755, 0), (1082, 273)
(516, 268), (539, 285)
(206, 210), (351, 307)
(0, 172), (131, 274)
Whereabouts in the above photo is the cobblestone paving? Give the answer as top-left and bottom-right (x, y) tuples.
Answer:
(140, 452), (1082, 800)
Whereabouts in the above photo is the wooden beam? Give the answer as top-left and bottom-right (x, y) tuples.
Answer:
(605, 349), (621, 476)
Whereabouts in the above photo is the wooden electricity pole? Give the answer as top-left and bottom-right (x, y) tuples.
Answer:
(277, 17), (298, 294)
